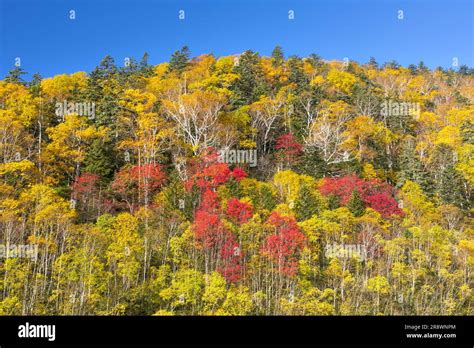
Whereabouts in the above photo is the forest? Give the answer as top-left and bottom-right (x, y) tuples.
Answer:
(0, 46), (473, 315)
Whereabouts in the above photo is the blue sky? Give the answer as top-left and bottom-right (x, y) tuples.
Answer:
(1, 0), (473, 79)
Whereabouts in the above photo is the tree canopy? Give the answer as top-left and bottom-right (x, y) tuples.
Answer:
(0, 48), (472, 315)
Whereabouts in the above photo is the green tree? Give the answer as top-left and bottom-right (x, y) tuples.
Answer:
(347, 190), (365, 217)
(231, 50), (267, 106)
(437, 165), (468, 209)
(4, 67), (27, 85)
(168, 46), (190, 73)
(287, 56), (308, 92)
(271, 46), (284, 67)
(83, 138), (118, 183)
(294, 184), (323, 220)
(397, 140), (432, 193)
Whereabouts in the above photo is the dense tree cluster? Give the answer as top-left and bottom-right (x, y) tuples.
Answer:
(0, 48), (473, 315)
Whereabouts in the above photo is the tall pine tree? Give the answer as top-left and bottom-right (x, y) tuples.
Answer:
(347, 190), (366, 217)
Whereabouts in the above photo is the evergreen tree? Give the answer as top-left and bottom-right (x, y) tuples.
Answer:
(408, 64), (418, 75)
(93, 55), (118, 79)
(260, 185), (276, 211)
(397, 140), (432, 194)
(29, 73), (42, 97)
(5, 67), (27, 85)
(347, 190), (365, 217)
(185, 184), (201, 220)
(308, 53), (323, 68)
(271, 46), (284, 67)
(417, 61), (429, 73)
(437, 165), (468, 209)
(231, 50), (267, 106)
(383, 60), (400, 69)
(139, 52), (154, 77)
(287, 56), (308, 92)
(121, 57), (138, 76)
(168, 46), (190, 73)
(162, 178), (187, 215)
(294, 184), (321, 221)
(84, 56), (121, 133)
(83, 139), (118, 183)
(461, 121), (474, 144)
(368, 57), (378, 69)
(458, 65), (474, 76)
(86, 55), (118, 100)
(327, 194), (341, 210)
(298, 148), (327, 179)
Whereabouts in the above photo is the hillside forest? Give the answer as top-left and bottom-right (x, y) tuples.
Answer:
(0, 47), (473, 315)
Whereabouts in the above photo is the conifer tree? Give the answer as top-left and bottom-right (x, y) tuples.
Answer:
(231, 50), (267, 106)
(294, 184), (321, 221)
(5, 67), (27, 85)
(271, 46), (284, 67)
(168, 46), (190, 73)
(397, 140), (432, 194)
(437, 165), (468, 209)
(347, 190), (365, 217)
(83, 139), (118, 183)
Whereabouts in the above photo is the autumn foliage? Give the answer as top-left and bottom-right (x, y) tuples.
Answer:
(319, 175), (403, 217)
(226, 198), (253, 224)
(1, 48), (472, 316)
(262, 212), (306, 276)
(275, 133), (303, 166)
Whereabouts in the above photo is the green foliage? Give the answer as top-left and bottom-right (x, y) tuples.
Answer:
(294, 184), (323, 221)
(271, 46), (284, 67)
(397, 140), (432, 193)
(168, 46), (191, 73)
(437, 165), (468, 209)
(346, 190), (365, 217)
(83, 138), (118, 182)
(5, 67), (27, 85)
(231, 50), (268, 106)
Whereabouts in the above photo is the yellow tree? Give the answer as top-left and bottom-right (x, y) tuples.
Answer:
(119, 88), (172, 167)
(45, 115), (107, 183)
(326, 69), (358, 95)
(0, 81), (38, 126)
(343, 115), (397, 168)
(0, 110), (33, 163)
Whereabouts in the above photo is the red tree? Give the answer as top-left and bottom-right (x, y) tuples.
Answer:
(111, 164), (166, 210)
(193, 189), (243, 282)
(194, 189), (223, 248)
(72, 173), (101, 217)
(72, 172), (99, 199)
(319, 175), (402, 218)
(319, 175), (366, 205)
(218, 234), (243, 282)
(230, 167), (248, 182)
(365, 193), (402, 219)
(130, 164), (166, 192)
(226, 198), (253, 224)
(261, 212), (306, 276)
(194, 210), (225, 249)
(199, 188), (220, 212)
(275, 133), (303, 167)
(185, 148), (248, 191)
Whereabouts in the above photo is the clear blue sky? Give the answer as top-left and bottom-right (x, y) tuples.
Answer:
(1, 0), (473, 79)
